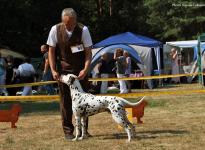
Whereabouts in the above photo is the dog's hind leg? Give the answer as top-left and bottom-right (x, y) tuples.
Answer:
(110, 110), (132, 142)
(125, 127), (132, 142)
(122, 116), (136, 140)
(72, 116), (81, 141)
(127, 120), (136, 138)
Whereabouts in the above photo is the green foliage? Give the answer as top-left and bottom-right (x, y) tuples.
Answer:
(0, 0), (205, 56)
(144, 0), (205, 41)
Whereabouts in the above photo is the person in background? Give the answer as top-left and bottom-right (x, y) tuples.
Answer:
(98, 52), (110, 94)
(123, 51), (131, 93)
(40, 44), (55, 95)
(17, 57), (36, 95)
(6, 55), (17, 95)
(114, 48), (128, 93)
(0, 52), (8, 96)
(170, 48), (180, 83)
(47, 8), (93, 140)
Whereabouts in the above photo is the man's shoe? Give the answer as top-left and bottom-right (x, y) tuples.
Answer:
(85, 132), (93, 138)
(65, 134), (74, 140)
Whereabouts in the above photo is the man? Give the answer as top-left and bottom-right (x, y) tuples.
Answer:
(17, 57), (36, 95)
(123, 51), (131, 92)
(47, 8), (93, 140)
(170, 48), (180, 83)
(6, 55), (17, 95)
(40, 44), (55, 95)
(97, 53), (110, 94)
(0, 52), (8, 96)
(114, 48), (128, 94)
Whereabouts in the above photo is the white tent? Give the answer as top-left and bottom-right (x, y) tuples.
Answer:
(0, 48), (25, 59)
(163, 40), (205, 82)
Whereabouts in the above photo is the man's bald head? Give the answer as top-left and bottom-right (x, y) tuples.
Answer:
(61, 8), (77, 31)
(40, 44), (48, 53)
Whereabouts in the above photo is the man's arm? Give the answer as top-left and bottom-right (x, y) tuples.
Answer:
(125, 57), (129, 68)
(48, 46), (59, 80)
(0, 59), (7, 68)
(44, 58), (49, 74)
(172, 51), (178, 59)
(78, 26), (93, 80)
(113, 51), (119, 60)
(97, 61), (102, 72)
(78, 47), (92, 80)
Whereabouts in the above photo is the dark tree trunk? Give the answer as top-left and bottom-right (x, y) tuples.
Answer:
(96, 0), (103, 16)
(109, 0), (112, 16)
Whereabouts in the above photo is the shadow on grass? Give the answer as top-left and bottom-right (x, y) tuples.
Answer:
(95, 129), (189, 140)
(0, 128), (8, 134)
(155, 84), (180, 89)
(0, 101), (60, 115)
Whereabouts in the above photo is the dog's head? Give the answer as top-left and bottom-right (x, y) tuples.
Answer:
(60, 74), (77, 86)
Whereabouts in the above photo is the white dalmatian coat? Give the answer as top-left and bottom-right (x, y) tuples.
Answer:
(60, 74), (145, 142)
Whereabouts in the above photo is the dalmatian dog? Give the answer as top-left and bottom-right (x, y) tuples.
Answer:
(60, 74), (145, 142)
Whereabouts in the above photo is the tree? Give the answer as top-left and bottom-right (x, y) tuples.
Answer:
(144, 0), (205, 41)
(0, 0), (205, 57)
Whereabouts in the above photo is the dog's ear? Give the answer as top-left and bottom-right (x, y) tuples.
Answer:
(70, 76), (76, 84)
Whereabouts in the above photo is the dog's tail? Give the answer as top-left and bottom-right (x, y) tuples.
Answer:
(121, 96), (146, 107)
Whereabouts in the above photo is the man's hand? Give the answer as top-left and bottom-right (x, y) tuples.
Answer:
(52, 70), (60, 81)
(78, 69), (87, 80)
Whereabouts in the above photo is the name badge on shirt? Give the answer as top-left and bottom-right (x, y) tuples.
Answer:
(71, 44), (84, 53)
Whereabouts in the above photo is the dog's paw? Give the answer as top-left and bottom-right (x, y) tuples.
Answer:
(78, 137), (84, 140)
(72, 138), (78, 141)
(131, 132), (136, 138)
(126, 139), (131, 143)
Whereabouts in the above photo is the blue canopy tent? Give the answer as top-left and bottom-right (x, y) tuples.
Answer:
(91, 32), (162, 89)
(93, 32), (162, 48)
(91, 44), (142, 69)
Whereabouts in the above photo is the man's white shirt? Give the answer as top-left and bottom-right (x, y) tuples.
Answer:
(47, 25), (93, 48)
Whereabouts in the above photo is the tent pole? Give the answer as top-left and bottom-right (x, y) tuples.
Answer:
(197, 34), (205, 86)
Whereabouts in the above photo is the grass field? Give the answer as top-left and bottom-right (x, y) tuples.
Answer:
(0, 84), (205, 150)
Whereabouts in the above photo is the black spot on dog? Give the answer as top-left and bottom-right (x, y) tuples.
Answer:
(119, 104), (123, 108)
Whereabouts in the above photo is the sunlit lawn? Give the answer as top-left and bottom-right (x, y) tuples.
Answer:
(0, 83), (205, 150)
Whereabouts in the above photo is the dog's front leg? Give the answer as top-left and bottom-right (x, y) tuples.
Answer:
(72, 116), (81, 141)
(79, 116), (87, 140)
